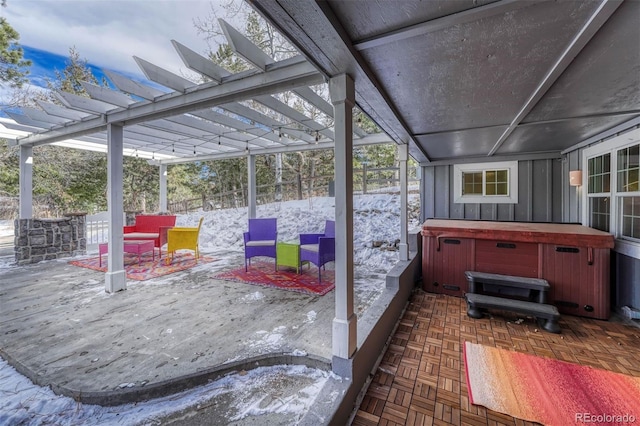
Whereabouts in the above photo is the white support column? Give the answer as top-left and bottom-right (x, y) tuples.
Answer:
(398, 143), (409, 261)
(330, 74), (357, 360)
(247, 154), (257, 218)
(105, 123), (126, 293)
(159, 164), (168, 212)
(19, 146), (33, 219)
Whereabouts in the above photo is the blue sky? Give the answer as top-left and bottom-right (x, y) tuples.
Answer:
(2, 0), (236, 101)
(22, 46), (111, 90)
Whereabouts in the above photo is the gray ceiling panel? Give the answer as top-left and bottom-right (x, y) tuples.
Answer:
(358, 0), (602, 134)
(498, 115), (640, 155)
(524, 0), (640, 122)
(254, 0), (640, 164)
(327, 0), (497, 41)
(415, 126), (507, 160)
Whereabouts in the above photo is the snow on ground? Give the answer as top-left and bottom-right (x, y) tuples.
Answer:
(0, 357), (335, 426)
(174, 193), (421, 274)
(0, 220), (12, 238)
(0, 193), (420, 424)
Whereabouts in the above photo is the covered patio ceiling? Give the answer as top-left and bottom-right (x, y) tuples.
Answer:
(3, 20), (393, 164)
(250, 0), (640, 164)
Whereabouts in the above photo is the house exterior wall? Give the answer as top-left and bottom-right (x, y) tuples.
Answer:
(613, 252), (640, 310)
(421, 158), (563, 223)
(420, 121), (640, 312)
(570, 123), (640, 312)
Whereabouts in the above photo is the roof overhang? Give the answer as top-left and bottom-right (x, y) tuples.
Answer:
(250, 0), (640, 164)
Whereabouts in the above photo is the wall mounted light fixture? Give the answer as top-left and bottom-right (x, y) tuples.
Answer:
(569, 170), (583, 187)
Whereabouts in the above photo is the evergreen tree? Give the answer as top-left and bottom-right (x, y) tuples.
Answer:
(0, 17), (31, 89)
(43, 46), (107, 100)
(0, 17), (26, 203)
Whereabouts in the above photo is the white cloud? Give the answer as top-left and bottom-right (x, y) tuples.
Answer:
(3, 0), (230, 78)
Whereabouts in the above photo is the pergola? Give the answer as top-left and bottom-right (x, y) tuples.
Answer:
(2, 20), (409, 376)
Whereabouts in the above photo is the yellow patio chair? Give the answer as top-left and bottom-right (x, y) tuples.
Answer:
(166, 217), (203, 264)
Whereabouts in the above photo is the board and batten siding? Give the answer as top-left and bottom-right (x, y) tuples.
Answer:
(421, 158), (564, 223)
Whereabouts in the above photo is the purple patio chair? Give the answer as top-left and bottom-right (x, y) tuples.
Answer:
(243, 218), (277, 271)
(300, 220), (335, 283)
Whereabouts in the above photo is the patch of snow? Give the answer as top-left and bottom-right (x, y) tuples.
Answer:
(304, 310), (317, 324)
(118, 383), (135, 389)
(246, 326), (287, 353)
(0, 220), (13, 237)
(241, 291), (265, 302)
(0, 358), (330, 426)
(229, 365), (328, 422)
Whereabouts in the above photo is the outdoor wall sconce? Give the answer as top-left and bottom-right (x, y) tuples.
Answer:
(569, 170), (583, 187)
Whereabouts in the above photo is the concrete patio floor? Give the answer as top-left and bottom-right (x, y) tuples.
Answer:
(0, 246), (390, 422)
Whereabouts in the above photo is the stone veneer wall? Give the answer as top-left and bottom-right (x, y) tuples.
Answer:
(14, 213), (86, 265)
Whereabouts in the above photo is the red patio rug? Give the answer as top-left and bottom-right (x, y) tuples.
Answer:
(212, 261), (335, 296)
(69, 251), (216, 281)
(464, 341), (640, 425)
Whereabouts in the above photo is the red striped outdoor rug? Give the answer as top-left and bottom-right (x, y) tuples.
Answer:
(212, 261), (334, 296)
(69, 252), (216, 280)
(464, 341), (640, 425)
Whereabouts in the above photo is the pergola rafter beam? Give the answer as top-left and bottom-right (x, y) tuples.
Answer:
(37, 101), (93, 121)
(21, 106), (71, 125)
(85, 66), (316, 149)
(220, 19), (275, 71)
(104, 70), (167, 100)
(81, 77), (276, 149)
(172, 40), (226, 83)
(81, 82), (136, 108)
(292, 86), (333, 118)
(159, 132), (395, 165)
(219, 19), (368, 139)
(56, 91), (116, 115)
(5, 111), (57, 129)
(134, 56), (197, 92)
(255, 94), (335, 139)
(144, 118), (268, 149)
(190, 109), (292, 146)
(220, 102), (315, 143)
(292, 88), (369, 138)
(16, 59), (324, 147)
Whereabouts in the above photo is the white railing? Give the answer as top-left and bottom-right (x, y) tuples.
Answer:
(85, 212), (126, 249)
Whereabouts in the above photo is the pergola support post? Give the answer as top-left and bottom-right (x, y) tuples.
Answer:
(247, 154), (257, 218)
(19, 146), (33, 219)
(159, 164), (168, 212)
(398, 143), (409, 261)
(105, 123), (126, 293)
(330, 74), (357, 367)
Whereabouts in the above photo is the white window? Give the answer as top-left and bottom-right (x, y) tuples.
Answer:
(453, 161), (518, 204)
(583, 128), (640, 258)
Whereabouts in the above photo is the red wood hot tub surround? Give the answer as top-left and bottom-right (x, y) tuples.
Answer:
(421, 219), (615, 319)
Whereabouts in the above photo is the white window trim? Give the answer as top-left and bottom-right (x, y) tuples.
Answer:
(453, 161), (518, 204)
(582, 127), (640, 259)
